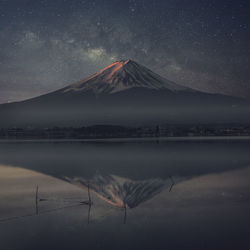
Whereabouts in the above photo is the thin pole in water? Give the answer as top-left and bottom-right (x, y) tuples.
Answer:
(123, 203), (127, 224)
(169, 176), (175, 192)
(35, 185), (39, 215)
(87, 182), (92, 224)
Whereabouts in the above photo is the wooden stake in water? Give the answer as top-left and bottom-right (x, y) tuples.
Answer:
(169, 176), (175, 192)
(35, 185), (39, 215)
(123, 203), (127, 224)
(87, 182), (92, 224)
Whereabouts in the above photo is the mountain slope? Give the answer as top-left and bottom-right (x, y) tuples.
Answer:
(58, 59), (190, 95)
(0, 59), (249, 128)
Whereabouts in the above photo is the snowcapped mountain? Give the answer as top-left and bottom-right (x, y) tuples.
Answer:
(0, 59), (249, 128)
(59, 59), (189, 95)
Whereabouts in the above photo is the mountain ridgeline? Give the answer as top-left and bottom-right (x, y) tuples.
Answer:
(0, 59), (250, 128)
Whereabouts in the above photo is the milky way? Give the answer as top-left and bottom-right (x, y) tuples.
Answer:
(0, 0), (249, 103)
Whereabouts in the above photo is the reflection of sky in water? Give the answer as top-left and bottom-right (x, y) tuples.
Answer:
(0, 140), (250, 249)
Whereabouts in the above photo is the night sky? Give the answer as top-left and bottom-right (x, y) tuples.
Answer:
(0, 0), (249, 103)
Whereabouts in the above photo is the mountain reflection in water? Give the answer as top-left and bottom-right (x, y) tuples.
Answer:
(65, 175), (168, 209)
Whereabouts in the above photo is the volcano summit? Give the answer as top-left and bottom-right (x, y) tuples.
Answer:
(59, 59), (189, 95)
(0, 60), (249, 128)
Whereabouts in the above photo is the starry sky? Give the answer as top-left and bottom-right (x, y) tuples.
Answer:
(0, 0), (249, 103)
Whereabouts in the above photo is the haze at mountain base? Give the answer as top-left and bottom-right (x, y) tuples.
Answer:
(0, 60), (249, 128)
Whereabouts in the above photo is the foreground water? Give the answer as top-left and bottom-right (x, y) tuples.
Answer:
(0, 138), (250, 249)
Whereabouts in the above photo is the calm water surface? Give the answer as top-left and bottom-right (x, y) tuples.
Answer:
(0, 139), (250, 250)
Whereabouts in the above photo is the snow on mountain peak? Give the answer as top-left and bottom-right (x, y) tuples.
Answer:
(62, 59), (189, 94)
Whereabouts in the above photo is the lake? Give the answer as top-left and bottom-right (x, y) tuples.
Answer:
(0, 138), (250, 250)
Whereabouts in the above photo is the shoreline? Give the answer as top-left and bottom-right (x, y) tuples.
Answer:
(1, 135), (250, 143)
